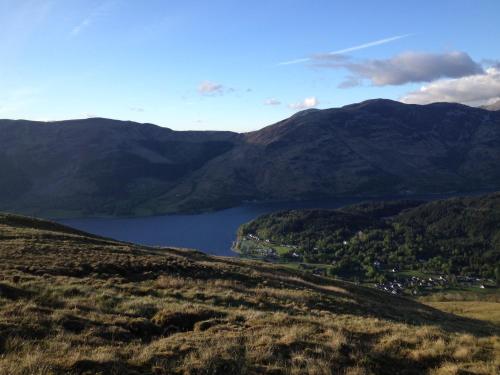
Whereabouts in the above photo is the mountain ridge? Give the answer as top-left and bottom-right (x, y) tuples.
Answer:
(2, 99), (500, 217)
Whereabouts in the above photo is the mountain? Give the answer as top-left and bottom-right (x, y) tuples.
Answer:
(0, 118), (241, 217)
(0, 212), (497, 374)
(2, 99), (500, 217)
(481, 100), (500, 111)
(235, 193), (500, 280)
(174, 100), (500, 211)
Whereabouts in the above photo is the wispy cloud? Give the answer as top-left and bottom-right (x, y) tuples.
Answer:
(129, 106), (145, 112)
(70, 18), (92, 37)
(69, 0), (116, 38)
(0, 1), (54, 63)
(198, 81), (225, 95)
(278, 34), (413, 66)
(264, 98), (281, 106)
(197, 81), (238, 96)
(327, 34), (413, 56)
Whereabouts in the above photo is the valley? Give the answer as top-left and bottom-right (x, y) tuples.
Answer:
(4, 2), (500, 373)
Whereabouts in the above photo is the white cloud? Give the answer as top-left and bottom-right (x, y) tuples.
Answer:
(198, 81), (225, 95)
(264, 98), (281, 106)
(288, 96), (319, 110)
(278, 34), (413, 66)
(315, 51), (483, 87)
(401, 67), (500, 106)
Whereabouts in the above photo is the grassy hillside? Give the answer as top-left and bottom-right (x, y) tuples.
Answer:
(0, 213), (498, 374)
(235, 194), (500, 283)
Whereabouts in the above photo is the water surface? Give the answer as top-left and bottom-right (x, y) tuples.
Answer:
(60, 193), (470, 256)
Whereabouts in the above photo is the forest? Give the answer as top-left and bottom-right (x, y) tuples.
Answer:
(237, 194), (500, 282)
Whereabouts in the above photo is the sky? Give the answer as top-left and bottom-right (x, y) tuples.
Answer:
(1, 0), (499, 132)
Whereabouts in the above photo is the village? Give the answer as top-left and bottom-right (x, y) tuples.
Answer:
(240, 234), (301, 259)
(238, 234), (494, 296)
(373, 275), (490, 296)
(371, 260), (494, 295)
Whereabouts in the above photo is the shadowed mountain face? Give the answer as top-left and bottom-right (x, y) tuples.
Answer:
(0, 118), (241, 217)
(2, 99), (500, 217)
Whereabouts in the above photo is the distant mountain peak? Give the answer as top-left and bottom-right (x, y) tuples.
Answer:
(341, 98), (403, 110)
(289, 108), (321, 120)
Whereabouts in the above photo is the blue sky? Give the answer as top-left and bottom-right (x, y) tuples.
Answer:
(1, 0), (499, 131)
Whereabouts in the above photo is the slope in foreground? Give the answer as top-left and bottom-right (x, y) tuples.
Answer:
(0, 213), (498, 374)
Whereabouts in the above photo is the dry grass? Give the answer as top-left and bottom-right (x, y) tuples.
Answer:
(423, 301), (500, 326)
(0, 212), (498, 374)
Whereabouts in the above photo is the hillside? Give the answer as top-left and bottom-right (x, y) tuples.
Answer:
(235, 193), (500, 282)
(161, 100), (500, 214)
(2, 99), (500, 217)
(0, 213), (498, 374)
(0, 118), (241, 217)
